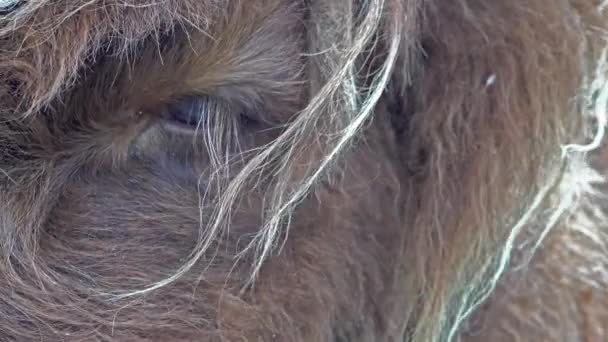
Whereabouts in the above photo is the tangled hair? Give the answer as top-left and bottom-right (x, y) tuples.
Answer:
(0, 0), (607, 341)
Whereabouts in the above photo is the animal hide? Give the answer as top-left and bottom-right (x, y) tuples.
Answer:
(0, 0), (606, 341)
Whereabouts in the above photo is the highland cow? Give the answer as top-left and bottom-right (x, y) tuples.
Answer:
(0, 0), (607, 341)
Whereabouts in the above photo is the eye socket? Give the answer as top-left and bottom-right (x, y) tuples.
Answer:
(160, 95), (259, 134)
(0, 0), (22, 14)
(163, 95), (210, 129)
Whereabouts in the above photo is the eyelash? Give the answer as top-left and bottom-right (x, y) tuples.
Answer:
(0, 0), (21, 15)
(160, 95), (259, 133)
(162, 96), (216, 129)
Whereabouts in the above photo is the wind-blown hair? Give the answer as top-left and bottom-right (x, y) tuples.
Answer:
(0, 0), (607, 341)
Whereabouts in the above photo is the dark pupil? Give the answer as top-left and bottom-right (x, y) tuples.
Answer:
(167, 96), (208, 128)
(0, 1), (22, 15)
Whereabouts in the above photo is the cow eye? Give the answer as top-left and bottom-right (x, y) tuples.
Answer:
(163, 95), (212, 130)
(160, 95), (258, 134)
(0, 0), (21, 14)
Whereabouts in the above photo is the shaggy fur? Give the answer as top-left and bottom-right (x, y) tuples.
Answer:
(0, 0), (607, 341)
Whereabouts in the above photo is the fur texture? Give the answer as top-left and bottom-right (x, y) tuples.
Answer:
(0, 0), (607, 341)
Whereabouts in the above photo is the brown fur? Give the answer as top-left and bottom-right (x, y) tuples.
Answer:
(0, 0), (606, 341)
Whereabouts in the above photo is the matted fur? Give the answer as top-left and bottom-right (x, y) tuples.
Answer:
(0, 0), (607, 341)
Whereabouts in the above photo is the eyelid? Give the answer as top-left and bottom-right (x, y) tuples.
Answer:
(0, 0), (21, 14)
(161, 96), (211, 131)
(159, 95), (250, 134)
